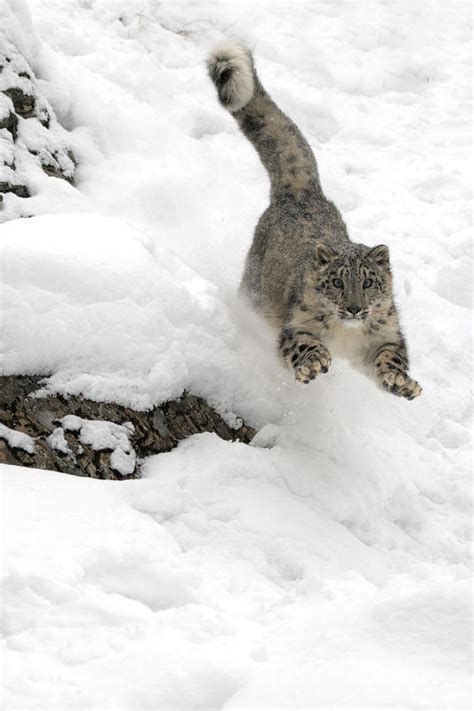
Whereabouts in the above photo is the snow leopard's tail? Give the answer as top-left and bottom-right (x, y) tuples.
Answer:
(207, 40), (322, 202)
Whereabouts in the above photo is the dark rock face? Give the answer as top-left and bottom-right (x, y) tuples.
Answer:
(0, 376), (256, 480)
(0, 108), (18, 139)
(4, 86), (36, 119)
(0, 180), (29, 198)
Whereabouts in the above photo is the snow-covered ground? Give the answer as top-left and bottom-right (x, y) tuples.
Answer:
(1, 0), (472, 708)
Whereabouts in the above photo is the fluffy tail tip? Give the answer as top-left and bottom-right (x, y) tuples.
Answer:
(207, 39), (255, 113)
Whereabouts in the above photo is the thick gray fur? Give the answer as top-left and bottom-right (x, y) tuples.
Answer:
(208, 40), (421, 399)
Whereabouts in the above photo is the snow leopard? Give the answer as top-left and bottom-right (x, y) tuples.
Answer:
(207, 40), (422, 400)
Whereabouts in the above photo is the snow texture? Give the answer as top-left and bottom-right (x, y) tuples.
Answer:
(45, 427), (70, 455)
(0, 423), (35, 453)
(61, 415), (136, 476)
(0, 0), (472, 708)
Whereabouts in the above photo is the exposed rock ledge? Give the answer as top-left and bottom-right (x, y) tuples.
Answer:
(0, 376), (256, 480)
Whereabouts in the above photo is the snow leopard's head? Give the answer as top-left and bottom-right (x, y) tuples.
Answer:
(313, 242), (392, 323)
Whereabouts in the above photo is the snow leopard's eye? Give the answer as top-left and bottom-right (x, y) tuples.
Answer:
(332, 278), (343, 289)
(362, 278), (373, 289)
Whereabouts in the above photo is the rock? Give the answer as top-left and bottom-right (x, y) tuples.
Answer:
(0, 34), (76, 219)
(0, 180), (29, 197)
(0, 376), (256, 480)
(0, 108), (18, 139)
(3, 86), (35, 118)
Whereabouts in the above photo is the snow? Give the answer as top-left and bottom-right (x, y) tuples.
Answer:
(2, 447), (471, 709)
(0, 22), (75, 201)
(0, 212), (283, 417)
(1, 0), (472, 708)
(0, 423), (35, 453)
(0, 0), (36, 66)
(61, 415), (136, 476)
(45, 427), (70, 454)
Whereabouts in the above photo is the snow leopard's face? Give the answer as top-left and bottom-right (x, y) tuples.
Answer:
(314, 243), (392, 323)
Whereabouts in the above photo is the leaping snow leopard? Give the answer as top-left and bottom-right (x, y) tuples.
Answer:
(207, 40), (422, 400)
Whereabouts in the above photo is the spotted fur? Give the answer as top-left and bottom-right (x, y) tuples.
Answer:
(207, 41), (422, 400)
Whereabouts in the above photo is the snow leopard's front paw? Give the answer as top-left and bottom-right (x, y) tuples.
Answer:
(281, 335), (332, 385)
(379, 370), (422, 400)
(294, 347), (332, 384)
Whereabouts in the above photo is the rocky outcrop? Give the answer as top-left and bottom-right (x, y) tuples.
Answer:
(0, 376), (256, 479)
(0, 35), (75, 218)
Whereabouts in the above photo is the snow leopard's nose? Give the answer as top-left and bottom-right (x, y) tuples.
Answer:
(346, 304), (362, 316)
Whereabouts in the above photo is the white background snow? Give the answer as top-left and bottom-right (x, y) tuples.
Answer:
(0, 0), (472, 708)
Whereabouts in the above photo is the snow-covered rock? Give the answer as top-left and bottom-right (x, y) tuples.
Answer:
(0, 422), (35, 453)
(0, 2), (75, 220)
(0, 375), (255, 478)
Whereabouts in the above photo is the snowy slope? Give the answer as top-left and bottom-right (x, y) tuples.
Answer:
(1, 0), (472, 708)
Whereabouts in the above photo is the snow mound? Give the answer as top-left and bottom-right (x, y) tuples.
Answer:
(0, 423), (35, 453)
(0, 212), (283, 418)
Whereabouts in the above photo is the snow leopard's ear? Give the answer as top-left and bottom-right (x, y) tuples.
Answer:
(368, 244), (390, 267)
(315, 242), (338, 266)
